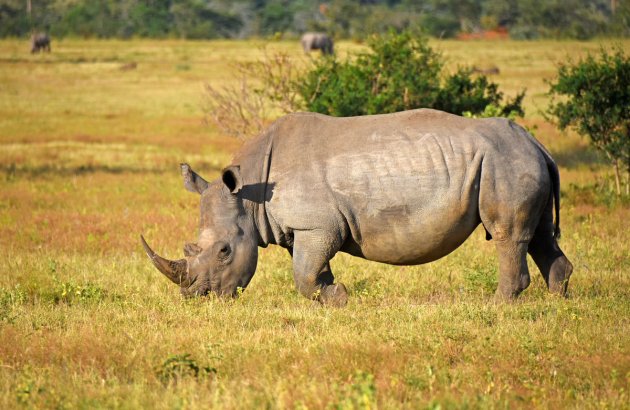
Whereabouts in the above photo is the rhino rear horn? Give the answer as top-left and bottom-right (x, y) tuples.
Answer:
(140, 235), (189, 286)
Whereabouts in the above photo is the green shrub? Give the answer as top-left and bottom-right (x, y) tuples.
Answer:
(564, 180), (630, 209)
(155, 353), (216, 384)
(300, 59), (374, 117)
(463, 265), (498, 295)
(547, 48), (630, 195)
(437, 67), (525, 118)
(335, 371), (377, 410)
(299, 30), (525, 118)
(47, 277), (110, 305)
(0, 285), (27, 323)
(204, 31), (524, 139)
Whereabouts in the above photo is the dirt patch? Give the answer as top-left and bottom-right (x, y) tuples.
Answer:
(458, 28), (510, 41)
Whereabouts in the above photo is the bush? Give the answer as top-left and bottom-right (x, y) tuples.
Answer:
(204, 31), (525, 138)
(299, 30), (525, 118)
(203, 48), (303, 139)
(547, 48), (630, 196)
(155, 353), (216, 384)
(436, 67), (525, 118)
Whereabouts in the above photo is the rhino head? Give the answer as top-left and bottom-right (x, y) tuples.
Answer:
(141, 163), (258, 298)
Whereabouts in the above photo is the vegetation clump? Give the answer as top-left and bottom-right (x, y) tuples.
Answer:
(2, 0), (628, 40)
(205, 31), (525, 138)
(300, 31), (525, 118)
(155, 354), (217, 384)
(547, 48), (630, 195)
(203, 49), (303, 139)
(335, 371), (377, 409)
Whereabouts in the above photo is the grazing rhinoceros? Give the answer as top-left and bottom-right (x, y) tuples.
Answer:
(141, 109), (573, 306)
(301, 32), (334, 55)
(31, 33), (51, 53)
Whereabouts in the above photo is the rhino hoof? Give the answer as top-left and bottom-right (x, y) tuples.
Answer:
(321, 283), (348, 308)
(548, 257), (573, 297)
(493, 291), (519, 303)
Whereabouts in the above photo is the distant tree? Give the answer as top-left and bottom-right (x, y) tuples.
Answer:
(321, 0), (365, 38)
(170, 0), (243, 39)
(0, 0), (30, 36)
(1, 0), (626, 40)
(481, 0), (519, 28)
(259, 0), (293, 35)
(548, 48), (630, 195)
(57, 1), (118, 38)
(492, 0), (613, 40)
(610, 0), (630, 37)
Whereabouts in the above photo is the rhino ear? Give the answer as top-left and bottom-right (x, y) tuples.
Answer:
(222, 165), (243, 194)
(181, 163), (209, 194)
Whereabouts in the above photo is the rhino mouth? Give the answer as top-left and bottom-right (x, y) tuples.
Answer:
(140, 235), (191, 287)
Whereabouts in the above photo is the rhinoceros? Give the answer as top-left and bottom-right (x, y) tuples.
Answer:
(141, 109), (573, 306)
(31, 33), (51, 53)
(301, 32), (334, 55)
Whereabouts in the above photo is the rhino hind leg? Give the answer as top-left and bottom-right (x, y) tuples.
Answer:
(527, 207), (573, 296)
(291, 231), (348, 307)
(480, 206), (537, 300)
(528, 233), (572, 296)
(481, 201), (540, 300)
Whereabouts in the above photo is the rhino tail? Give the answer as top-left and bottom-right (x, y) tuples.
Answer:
(546, 152), (561, 240)
(509, 121), (561, 239)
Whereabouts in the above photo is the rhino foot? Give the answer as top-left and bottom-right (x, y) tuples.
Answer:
(320, 283), (348, 307)
(493, 290), (520, 303)
(547, 256), (573, 297)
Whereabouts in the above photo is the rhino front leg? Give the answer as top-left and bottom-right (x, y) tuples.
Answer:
(291, 231), (348, 307)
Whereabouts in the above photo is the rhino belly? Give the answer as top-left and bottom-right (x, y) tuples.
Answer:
(325, 138), (483, 265)
(345, 198), (481, 265)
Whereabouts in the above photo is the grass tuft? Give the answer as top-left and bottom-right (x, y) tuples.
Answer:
(155, 353), (217, 385)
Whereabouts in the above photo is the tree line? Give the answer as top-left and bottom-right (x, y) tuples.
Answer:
(1, 0), (628, 40)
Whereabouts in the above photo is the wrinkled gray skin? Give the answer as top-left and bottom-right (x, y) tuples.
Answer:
(31, 33), (51, 53)
(301, 32), (334, 55)
(142, 109), (573, 306)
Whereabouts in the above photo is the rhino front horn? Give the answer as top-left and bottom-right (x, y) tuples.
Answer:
(140, 235), (189, 286)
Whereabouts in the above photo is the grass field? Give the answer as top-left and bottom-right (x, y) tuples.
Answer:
(1, 38), (629, 409)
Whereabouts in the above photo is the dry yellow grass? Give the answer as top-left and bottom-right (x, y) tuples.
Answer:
(0, 38), (629, 409)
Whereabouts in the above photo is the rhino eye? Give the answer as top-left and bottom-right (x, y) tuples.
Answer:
(215, 242), (231, 260)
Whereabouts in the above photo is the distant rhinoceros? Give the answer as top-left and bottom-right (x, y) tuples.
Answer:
(301, 32), (334, 55)
(142, 109), (573, 306)
(31, 33), (51, 53)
